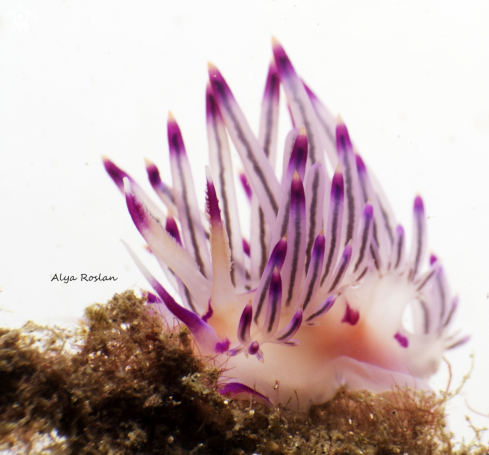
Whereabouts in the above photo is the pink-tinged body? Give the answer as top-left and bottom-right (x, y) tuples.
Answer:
(105, 38), (465, 408)
(208, 270), (441, 406)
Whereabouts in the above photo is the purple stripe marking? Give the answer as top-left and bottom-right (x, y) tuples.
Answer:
(209, 66), (279, 215)
(239, 172), (252, 200)
(218, 382), (272, 406)
(328, 243), (352, 293)
(258, 208), (268, 275)
(126, 190), (149, 235)
(277, 131), (308, 239)
(165, 216), (182, 245)
(264, 60), (280, 100)
(146, 162), (162, 187)
(168, 117), (207, 277)
(276, 310), (303, 341)
(262, 61), (279, 159)
(306, 295), (336, 322)
(355, 154), (367, 174)
(285, 174), (306, 306)
(206, 178), (222, 223)
(302, 81), (318, 101)
(289, 130), (308, 176)
(321, 170), (344, 285)
(394, 225), (405, 269)
(355, 154), (380, 256)
(147, 271), (219, 349)
(370, 243), (381, 270)
(337, 123), (355, 246)
(206, 84), (224, 123)
(447, 335), (470, 350)
(238, 304), (252, 344)
(126, 184), (198, 314)
(355, 154), (369, 204)
(435, 268), (447, 322)
(103, 158), (130, 192)
(254, 239), (287, 323)
(272, 42), (319, 163)
(303, 234), (326, 310)
(412, 196), (425, 278)
(417, 299), (430, 334)
(414, 195), (424, 213)
(379, 202), (395, 245)
(168, 118), (187, 157)
(355, 266), (369, 282)
(146, 161), (174, 203)
(353, 204), (373, 273)
(443, 297), (458, 328)
(242, 238), (251, 257)
(266, 269), (282, 333)
(206, 86), (237, 285)
(305, 167), (320, 273)
(272, 41), (296, 77)
(416, 268), (436, 292)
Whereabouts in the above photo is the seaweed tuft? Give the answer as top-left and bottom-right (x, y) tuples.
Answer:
(0, 291), (486, 454)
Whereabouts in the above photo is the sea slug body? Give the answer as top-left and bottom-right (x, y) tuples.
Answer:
(104, 38), (466, 407)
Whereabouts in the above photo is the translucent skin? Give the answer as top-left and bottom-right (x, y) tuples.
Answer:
(210, 271), (441, 406)
(105, 39), (463, 408)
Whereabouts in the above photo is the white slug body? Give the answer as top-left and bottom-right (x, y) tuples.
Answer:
(104, 39), (465, 407)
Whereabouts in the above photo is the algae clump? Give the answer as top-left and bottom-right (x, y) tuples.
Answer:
(0, 291), (486, 454)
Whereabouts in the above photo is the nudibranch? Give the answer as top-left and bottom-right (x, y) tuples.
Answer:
(103, 38), (467, 407)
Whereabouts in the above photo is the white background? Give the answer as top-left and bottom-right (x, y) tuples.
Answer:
(0, 0), (488, 444)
